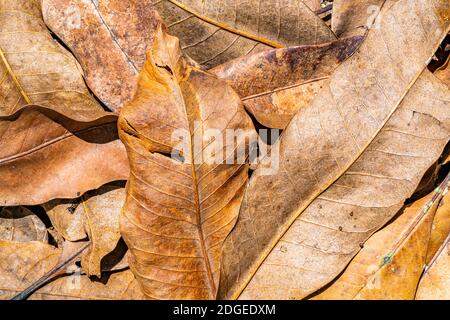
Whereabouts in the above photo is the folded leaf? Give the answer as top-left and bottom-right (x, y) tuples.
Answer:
(118, 26), (256, 299)
(218, 0), (450, 300)
(331, 0), (386, 37)
(81, 185), (125, 277)
(153, 0), (336, 69)
(0, 108), (129, 205)
(0, 0), (105, 119)
(416, 231), (450, 300)
(0, 207), (47, 242)
(42, 0), (160, 111)
(211, 36), (364, 128)
(42, 199), (87, 242)
(312, 176), (449, 300)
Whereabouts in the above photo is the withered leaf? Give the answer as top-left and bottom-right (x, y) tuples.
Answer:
(42, 198), (87, 242)
(211, 36), (364, 129)
(0, 240), (143, 300)
(118, 27), (256, 299)
(0, 0), (105, 119)
(302, 0), (322, 12)
(312, 176), (448, 300)
(0, 108), (129, 205)
(331, 0), (386, 37)
(218, 1), (450, 300)
(153, 0), (336, 69)
(425, 183), (450, 264)
(42, 0), (160, 111)
(435, 55), (450, 88)
(416, 231), (450, 300)
(0, 207), (47, 242)
(81, 185), (125, 277)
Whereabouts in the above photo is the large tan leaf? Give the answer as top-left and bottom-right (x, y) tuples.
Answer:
(42, 0), (160, 111)
(0, 240), (143, 300)
(416, 232), (450, 300)
(331, 0), (386, 37)
(0, 108), (129, 205)
(81, 185), (125, 277)
(312, 177), (448, 300)
(218, 0), (450, 300)
(211, 36), (364, 129)
(118, 26), (256, 300)
(0, 0), (105, 119)
(153, 0), (336, 69)
(0, 207), (47, 242)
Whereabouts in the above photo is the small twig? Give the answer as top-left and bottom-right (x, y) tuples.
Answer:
(10, 242), (90, 300)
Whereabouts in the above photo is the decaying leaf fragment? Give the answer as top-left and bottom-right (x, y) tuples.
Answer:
(218, 0), (450, 300)
(0, 240), (143, 300)
(81, 185), (125, 277)
(42, 199), (87, 242)
(0, 108), (129, 205)
(212, 36), (364, 129)
(0, 0), (104, 119)
(0, 240), (60, 299)
(42, 0), (161, 111)
(416, 232), (450, 300)
(0, 207), (47, 242)
(153, 0), (336, 69)
(312, 176), (449, 300)
(435, 55), (450, 88)
(118, 26), (256, 299)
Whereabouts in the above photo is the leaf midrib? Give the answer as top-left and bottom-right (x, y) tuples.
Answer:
(176, 72), (216, 297)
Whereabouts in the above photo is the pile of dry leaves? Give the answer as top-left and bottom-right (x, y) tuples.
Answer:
(0, 0), (449, 300)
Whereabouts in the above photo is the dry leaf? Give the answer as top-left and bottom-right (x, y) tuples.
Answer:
(331, 0), (386, 37)
(0, 207), (47, 242)
(0, 240), (143, 299)
(27, 270), (145, 300)
(312, 178), (448, 300)
(118, 26), (256, 299)
(426, 183), (450, 264)
(153, 0), (337, 69)
(81, 185), (125, 277)
(42, 199), (87, 242)
(0, 0), (105, 119)
(211, 36), (364, 129)
(42, 0), (160, 111)
(0, 240), (60, 299)
(0, 108), (129, 205)
(416, 232), (450, 300)
(218, 0), (450, 300)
